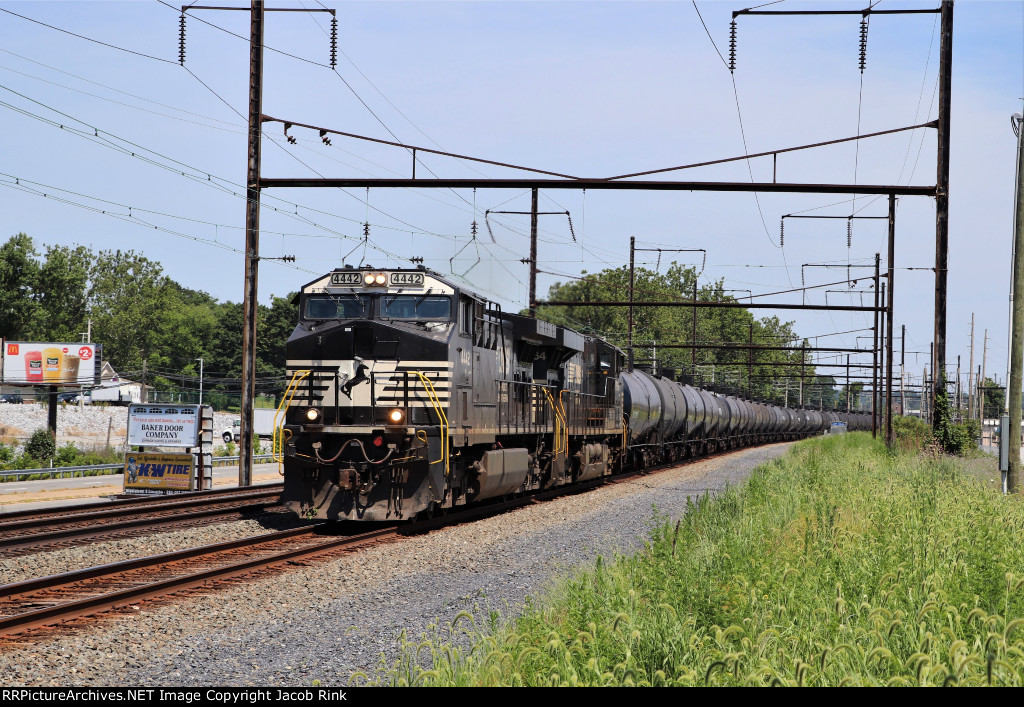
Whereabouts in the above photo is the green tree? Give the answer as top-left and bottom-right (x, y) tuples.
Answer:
(0, 233), (40, 339)
(87, 249), (169, 369)
(981, 377), (1006, 419)
(535, 263), (815, 402)
(258, 293), (298, 376)
(26, 243), (92, 341)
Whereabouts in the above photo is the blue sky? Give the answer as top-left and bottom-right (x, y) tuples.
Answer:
(0, 0), (1021, 393)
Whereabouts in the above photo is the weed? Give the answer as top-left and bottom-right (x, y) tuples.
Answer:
(373, 434), (1024, 686)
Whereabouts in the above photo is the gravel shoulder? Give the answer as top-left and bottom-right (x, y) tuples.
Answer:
(0, 442), (794, 687)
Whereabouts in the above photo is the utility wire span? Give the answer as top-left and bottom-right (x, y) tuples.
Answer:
(0, 7), (178, 64)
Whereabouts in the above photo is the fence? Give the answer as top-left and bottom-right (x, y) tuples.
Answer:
(0, 454), (276, 481)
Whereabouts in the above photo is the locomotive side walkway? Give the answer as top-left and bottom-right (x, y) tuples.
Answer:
(0, 442), (793, 687)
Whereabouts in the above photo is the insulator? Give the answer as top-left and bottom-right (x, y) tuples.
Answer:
(471, 220), (478, 238)
(566, 212), (577, 242)
(320, 130), (332, 146)
(728, 20), (737, 72)
(363, 222), (370, 239)
(779, 218), (784, 247)
(179, 13), (186, 65)
(858, 18), (868, 72)
(847, 220), (852, 248)
(330, 17), (338, 69)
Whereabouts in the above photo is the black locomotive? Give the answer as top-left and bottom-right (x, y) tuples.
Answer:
(277, 266), (868, 521)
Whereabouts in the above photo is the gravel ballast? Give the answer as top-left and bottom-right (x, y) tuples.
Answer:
(0, 442), (793, 687)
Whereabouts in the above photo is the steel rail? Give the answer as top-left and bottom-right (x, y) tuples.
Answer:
(0, 493), (284, 556)
(0, 482), (283, 523)
(0, 524), (374, 636)
(0, 487), (280, 533)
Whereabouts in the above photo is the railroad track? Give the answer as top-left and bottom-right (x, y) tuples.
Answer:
(0, 475), (611, 643)
(0, 523), (380, 641)
(0, 483), (285, 556)
(0, 446), (786, 644)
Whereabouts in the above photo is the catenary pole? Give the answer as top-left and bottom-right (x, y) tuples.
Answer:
(239, 0), (264, 487)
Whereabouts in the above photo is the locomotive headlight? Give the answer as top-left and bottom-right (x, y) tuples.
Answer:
(305, 407), (321, 423)
(388, 408), (405, 424)
(363, 273), (375, 285)
(374, 273), (387, 285)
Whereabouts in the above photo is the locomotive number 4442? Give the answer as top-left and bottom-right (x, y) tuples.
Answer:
(389, 272), (425, 287)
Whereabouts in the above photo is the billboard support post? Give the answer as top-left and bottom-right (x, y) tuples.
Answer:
(47, 386), (57, 437)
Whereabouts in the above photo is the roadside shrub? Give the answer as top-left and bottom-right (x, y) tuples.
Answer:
(55, 442), (79, 466)
(933, 389), (980, 456)
(24, 428), (56, 462)
(891, 414), (931, 452)
(0, 444), (13, 463)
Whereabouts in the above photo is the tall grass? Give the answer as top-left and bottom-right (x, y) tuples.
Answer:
(367, 434), (1024, 686)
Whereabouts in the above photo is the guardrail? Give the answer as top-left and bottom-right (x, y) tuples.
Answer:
(0, 454), (276, 482)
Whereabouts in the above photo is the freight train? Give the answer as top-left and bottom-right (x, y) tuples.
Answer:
(277, 266), (869, 521)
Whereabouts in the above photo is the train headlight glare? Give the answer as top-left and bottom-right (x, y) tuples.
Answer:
(388, 408), (404, 424)
(305, 407), (321, 422)
(363, 273), (375, 285)
(374, 273), (387, 285)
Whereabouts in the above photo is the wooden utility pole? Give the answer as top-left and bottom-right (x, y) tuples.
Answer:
(968, 313), (975, 418)
(1008, 111), (1024, 493)
(900, 324), (906, 416)
(981, 329), (988, 421)
(932, 0), (954, 427)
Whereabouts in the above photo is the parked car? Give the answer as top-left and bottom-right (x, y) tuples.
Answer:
(0, 394), (23, 404)
(57, 393), (80, 404)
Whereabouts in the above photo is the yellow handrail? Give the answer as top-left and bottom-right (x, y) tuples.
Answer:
(559, 390), (569, 453)
(412, 371), (449, 476)
(543, 388), (567, 457)
(273, 369), (311, 472)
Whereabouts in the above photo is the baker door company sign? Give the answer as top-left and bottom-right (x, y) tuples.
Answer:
(127, 404), (200, 447)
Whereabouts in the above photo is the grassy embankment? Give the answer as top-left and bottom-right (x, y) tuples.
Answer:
(370, 433), (1024, 686)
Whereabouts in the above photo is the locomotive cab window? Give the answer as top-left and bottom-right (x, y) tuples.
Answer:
(381, 295), (451, 321)
(459, 296), (474, 335)
(305, 294), (368, 320)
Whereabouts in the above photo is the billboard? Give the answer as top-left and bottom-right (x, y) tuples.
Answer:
(123, 452), (195, 493)
(2, 341), (98, 385)
(127, 404), (201, 448)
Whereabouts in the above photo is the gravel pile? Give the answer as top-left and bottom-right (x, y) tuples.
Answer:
(0, 443), (792, 687)
(0, 403), (239, 450)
